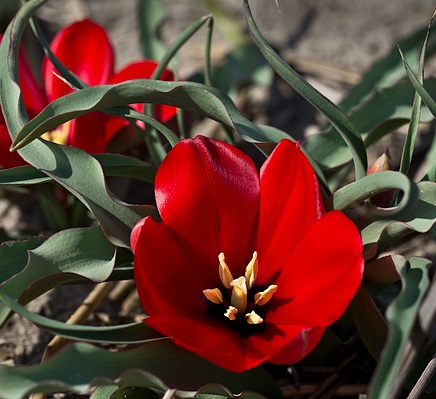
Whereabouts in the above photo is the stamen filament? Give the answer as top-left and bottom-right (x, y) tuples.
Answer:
(244, 251), (258, 289)
(218, 253), (234, 289)
(254, 284), (278, 306)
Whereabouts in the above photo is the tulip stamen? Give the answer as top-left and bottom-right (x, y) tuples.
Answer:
(246, 311), (263, 325)
(254, 284), (278, 306)
(224, 306), (238, 321)
(245, 251), (258, 289)
(218, 252), (234, 289)
(204, 252), (277, 328)
(41, 122), (71, 146)
(203, 288), (223, 304)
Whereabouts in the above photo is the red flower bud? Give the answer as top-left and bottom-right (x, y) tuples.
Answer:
(367, 149), (394, 207)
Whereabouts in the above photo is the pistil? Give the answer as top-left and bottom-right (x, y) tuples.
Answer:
(230, 276), (248, 314)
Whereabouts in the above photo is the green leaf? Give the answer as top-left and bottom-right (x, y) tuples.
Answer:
(0, 236), (46, 284)
(421, 126), (436, 182)
(339, 23), (436, 113)
(11, 81), (290, 151)
(304, 79), (436, 171)
(399, 13), (436, 121)
(109, 386), (161, 399)
(0, 226), (115, 325)
(398, 15), (433, 179)
(329, 170), (418, 218)
(28, 16), (87, 91)
(0, 165), (49, 185)
(138, 0), (167, 60)
(94, 153), (157, 184)
(0, 287), (162, 344)
(362, 181), (436, 259)
(200, 0), (248, 47)
(90, 385), (119, 399)
(0, 341), (281, 399)
(368, 257), (432, 399)
(194, 384), (269, 399)
(393, 272), (436, 394)
(0, 155), (157, 186)
(0, 0), (145, 247)
(142, 13), (213, 162)
(351, 285), (388, 361)
(400, 50), (436, 118)
(210, 42), (273, 95)
(242, 0), (367, 180)
(364, 255), (402, 292)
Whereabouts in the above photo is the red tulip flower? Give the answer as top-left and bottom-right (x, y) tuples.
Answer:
(42, 19), (177, 153)
(0, 19), (177, 168)
(131, 136), (364, 372)
(0, 35), (48, 168)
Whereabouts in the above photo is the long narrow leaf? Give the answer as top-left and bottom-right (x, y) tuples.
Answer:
(145, 14), (212, 162)
(0, 165), (49, 185)
(138, 0), (167, 60)
(398, 14), (434, 177)
(368, 257), (432, 399)
(304, 78), (436, 172)
(0, 0), (146, 247)
(242, 0), (367, 180)
(339, 23), (436, 113)
(0, 287), (162, 344)
(400, 48), (436, 118)
(0, 341), (281, 399)
(330, 170), (417, 218)
(361, 181), (436, 259)
(0, 226), (115, 325)
(11, 80), (290, 149)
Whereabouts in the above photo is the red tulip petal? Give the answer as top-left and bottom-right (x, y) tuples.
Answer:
(109, 61), (177, 123)
(155, 136), (260, 283)
(18, 47), (47, 118)
(0, 125), (27, 168)
(266, 326), (325, 364)
(0, 35), (47, 118)
(43, 19), (114, 101)
(134, 216), (208, 316)
(68, 112), (107, 153)
(145, 315), (248, 372)
(256, 140), (324, 285)
(131, 217), (147, 254)
(243, 324), (325, 368)
(267, 211), (363, 327)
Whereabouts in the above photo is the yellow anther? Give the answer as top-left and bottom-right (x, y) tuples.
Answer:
(230, 276), (248, 314)
(203, 288), (223, 304)
(246, 311), (263, 325)
(254, 284), (278, 306)
(224, 306), (238, 321)
(218, 252), (234, 289)
(244, 251), (258, 289)
(41, 122), (70, 145)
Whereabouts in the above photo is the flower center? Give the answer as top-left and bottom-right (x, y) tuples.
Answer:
(41, 122), (71, 146)
(203, 251), (278, 326)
